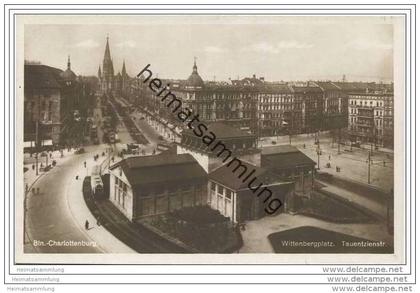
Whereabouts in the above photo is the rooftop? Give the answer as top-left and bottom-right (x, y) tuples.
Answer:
(110, 154), (207, 189)
(183, 122), (255, 139)
(24, 64), (63, 89)
(209, 161), (267, 190)
(315, 81), (342, 91)
(261, 145), (316, 170)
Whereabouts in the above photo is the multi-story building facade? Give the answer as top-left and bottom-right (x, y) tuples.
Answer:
(347, 88), (394, 148)
(24, 63), (63, 145)
(130, 56), (390, 142)
(24, 57), (96, 147)
(315, 81), (348, 131)
(292, 83), (324, 134)
(171, 61), (258, 133)
(255, 83), (302, 137)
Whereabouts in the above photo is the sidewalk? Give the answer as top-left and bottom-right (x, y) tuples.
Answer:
(24, 149), (75, 191)
(65, 145), (136, 253)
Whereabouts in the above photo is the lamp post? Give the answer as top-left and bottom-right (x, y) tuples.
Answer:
(367, 150), (371, 184)
(316, 145), (321, 170)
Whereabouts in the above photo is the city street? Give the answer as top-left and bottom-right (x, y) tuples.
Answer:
(25, 145), (106, 253)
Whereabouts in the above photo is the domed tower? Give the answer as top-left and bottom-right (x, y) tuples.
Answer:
(185, 57), (204, 90)
(101, 35), (114, 94)
(60, 55), (78, 126)
(60, 55), (77, 86)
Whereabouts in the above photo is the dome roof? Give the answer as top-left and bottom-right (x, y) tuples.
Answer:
(60, 56), (77, 81)
(185, 59), (204, 88)
(60, 68), (77, 81)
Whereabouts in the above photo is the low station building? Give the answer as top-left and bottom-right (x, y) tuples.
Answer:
(261, 145), (316, 197)
(108, 153), (208, 221)
(208, 161), (294, 222)
(108, 123), (315, 223)
(177, 122), (261, 173)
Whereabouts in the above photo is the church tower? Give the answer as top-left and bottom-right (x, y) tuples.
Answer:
(101, 35), (114, 94)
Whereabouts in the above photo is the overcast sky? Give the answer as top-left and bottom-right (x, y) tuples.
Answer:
(24, 15), (395, 82)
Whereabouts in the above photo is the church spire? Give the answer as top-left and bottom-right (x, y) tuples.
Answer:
(193, 56), (198, 73)
(104, 35), (111, 61)
(122, 59), (127, 76)
(67, 55), (71, 70)
(98, 65), (102, 78)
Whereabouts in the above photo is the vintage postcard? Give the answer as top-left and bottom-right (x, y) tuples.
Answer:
(14, 14), (406, 265)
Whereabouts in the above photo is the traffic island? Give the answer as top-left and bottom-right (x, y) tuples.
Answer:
(297, 190), (377, 224)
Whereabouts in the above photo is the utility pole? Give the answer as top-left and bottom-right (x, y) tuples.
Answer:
(23, 185), (27, 244)
(35, 120), (39, 175)
(338, 127), (341, 154)
(367, 150), (371, 184)
(317, 145), (321, 170)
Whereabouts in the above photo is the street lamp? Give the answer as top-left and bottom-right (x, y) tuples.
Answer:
(367, 150), (371, 184)
(316, 145), (322, 170)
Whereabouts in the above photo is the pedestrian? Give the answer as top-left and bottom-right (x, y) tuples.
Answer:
(32, 164), (35, 170)
(36, 187), (40, 195)
(76, 175), (79, 180)
(97, 217), (101, 227)
(85, 220), (89, 230)
(383, 161), (386, 167)
(329, 155), (331, 161)
(102, 152), (105, 157)
(25, 183), (28, 194)
(49, 152), (52, 159)
(303, 144), (306, 149)
(32, 188), (35, 196)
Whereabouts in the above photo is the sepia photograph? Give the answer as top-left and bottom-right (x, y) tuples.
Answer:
(16, 14), (404, 264)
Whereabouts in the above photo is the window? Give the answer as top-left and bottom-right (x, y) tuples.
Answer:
(217, 185), (224, 195)
(226, 190), (232, 200)
(211, 182), (216, 191)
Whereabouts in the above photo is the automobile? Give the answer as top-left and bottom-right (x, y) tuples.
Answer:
(73, 110), (81, 122)
(127, 143), (139, 150)
(43, 165), (52, 172)
(75, 148), (85, 154)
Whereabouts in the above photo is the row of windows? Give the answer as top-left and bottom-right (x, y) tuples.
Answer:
(210, 182), (233, 200)
(350, 100), (384, 107)
(114, 177), (128, 210)
(138, 184), (204, 197)
(258, 105), (299, 111)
